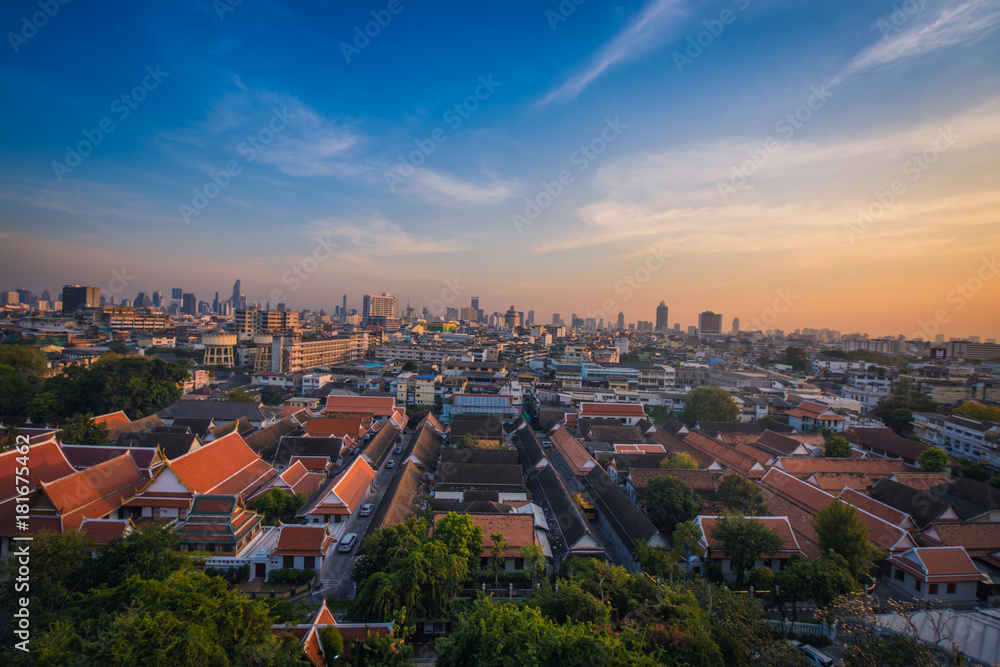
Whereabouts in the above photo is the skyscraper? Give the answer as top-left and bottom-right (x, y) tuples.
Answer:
(552, 313), (560, 326)
(698, 311), (723, 336)
(342, 294), (348, 321)
(470, 296), (479, 311)
(151, 291), (163, 307)
(732, 317), (740, 334)
(231, 279), (246, 310)
(655, 301), (669, 332)
(362, 293), (397, 326)
(617, 311), (625, 330)
(182, 292), (197, 315)
(62, 285), (100, 314)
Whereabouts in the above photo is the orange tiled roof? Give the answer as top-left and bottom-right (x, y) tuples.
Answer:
(890, 547), (983, 581)
(684, 430), (766, 478)
(697, 515), (801, 558)
(579, 402), (647, 417)
(777, 457), (907, 477)
(275, 525), (333, 556)
(168, 431), (277, 497)
(39, 453), (145, 531)
(613, 443), (666, 454)
(92, 411), (131, 430)
(304, 457), (375, 516)
(436, 511), (536, 558)
(549, 425), (596, 475)
(78, 518), (131, 545)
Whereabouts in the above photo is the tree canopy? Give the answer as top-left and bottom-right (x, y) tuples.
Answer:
(59, 413), (112, 446)
(26, 355), (188, 421)
(710, 514), (784, 588)
(350, 514), (483, 622)
(824, 435), (852, 458)
(954, 401), (1000, 423)
(644, 476), (703, 533)
(918, 446), (950, 473)
(659, 452), (698, 470)
(680, 386), (740, 426)
(812, 500), (882, 580)
(716, 475), (768, 515)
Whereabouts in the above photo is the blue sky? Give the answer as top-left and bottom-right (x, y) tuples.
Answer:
(1, 0), (998, 337)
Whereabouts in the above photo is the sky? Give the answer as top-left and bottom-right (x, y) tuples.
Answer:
(0, 0), (998, 339)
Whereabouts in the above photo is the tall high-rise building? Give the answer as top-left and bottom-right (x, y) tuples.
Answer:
(470, 296), (479, 311)
(182, 293), (197, 315)
(552, 313), (560, 326)
(342, 294), (348, 321)
(698, 311), (723, 336)
(151, 291), (163, 307)
(62, 285), (100, 314)
(655, 301), (669, 332)
(232, 279), (241, 305)
(617, 312), (625, 330)
(460, 306), (478, 322)
(134, 292), (153, 308)
(213, 292), (220, 314)
(362, 293), (397, 326)
(527, 309), (534, 326)
(732, 317), (740, 334)
(504, 305), (521, 328)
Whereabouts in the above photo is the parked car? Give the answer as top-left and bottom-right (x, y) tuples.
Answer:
(338, 533), (358, 552)
(386, 459), (396, 469)
(798, 644), (834, 667)
(542, 440), (552, 449)
(359, 503), (374, 517)
(394, 445), (404, 455)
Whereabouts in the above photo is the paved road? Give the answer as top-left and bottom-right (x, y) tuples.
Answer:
(537, 430), (640, 572)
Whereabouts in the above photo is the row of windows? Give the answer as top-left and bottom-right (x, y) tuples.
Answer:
(893, 568), (956, 594)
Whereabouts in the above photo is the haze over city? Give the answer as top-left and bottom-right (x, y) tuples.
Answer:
(1, 0), (998, 338)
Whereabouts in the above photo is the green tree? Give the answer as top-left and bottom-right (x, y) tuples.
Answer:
(757, 415), (777, 431)
(777, 553), (858, 621)
(490, 532), (508, 587)
(0, 343), (48, 416)
(919, 446), (950, 473)
(319, 625), (344, 666)
(250, 488), (308, 522)
(811, 500), (883, 580)
(673, 520), (703, 563)
(778, 347), (809, 372)
(520, 544), (545, 585)
(710, 514), (784, 588)
(1, 425), (22, 450)
(433, 512), (484, 576)
(717, 474), (768, 515)
(459, 432), (480, 448)
(401, 361), (418, 372)
(954, 401), (1000, 422)
(221, 387), (258, 403)
(680, 386), (740, 426)
(27, 356), (188, 421)
(644, 476), (703, 533)
(825, 435), (853, 458)
(659, 452), (699, 469)
(59, 413), (112, 446)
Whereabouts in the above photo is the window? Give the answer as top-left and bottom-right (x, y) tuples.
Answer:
(894, 569), (905, 582)
(929, 584), (939, 594)
(947, 583), (956, 594)
(914, 580), (921, 592)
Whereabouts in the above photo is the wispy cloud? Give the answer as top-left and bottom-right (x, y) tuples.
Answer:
(534, 0), (686, 107)
(405, 168), (516, 205)
(833, 0), (1000, 86)
(304, 215), (467, 261)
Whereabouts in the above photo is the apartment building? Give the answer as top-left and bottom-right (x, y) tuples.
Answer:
(82, 306), (172, 331)
(913, 412), (1000, 467)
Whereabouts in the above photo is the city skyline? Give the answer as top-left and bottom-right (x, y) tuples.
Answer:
(1, 0), (998, 338)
